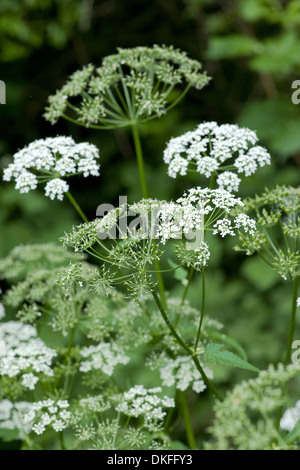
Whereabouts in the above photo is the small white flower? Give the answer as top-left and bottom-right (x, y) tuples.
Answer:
(21, 373), (39, 390)
(15, 171), (38, 193)
(234, 213), (256, 235)
(195, 241), (210, 267)
(40, 413), (52, 425)
(158, 355), (210, 393)
(45, 178), (69, 200)
(32, 422), (46, 435)
(115, 385), (175, 431)
(59, 410), (71, 420)
(297, 298), (300, 308)
(196, 156), (219, 178)
(213, 219), (235, 237)
(53, 419), (67, 432)
(234, 153), (258, 176)
(216, 172), (241, 193)
(79, 342), (130, 375)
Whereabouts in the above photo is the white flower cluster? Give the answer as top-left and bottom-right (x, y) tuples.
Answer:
(159, 355), (213, 393)
(79, 342), (130, 376)
(0, 400), (33, 436)
(115, 385), (175, 431)
(297, 297), (300, 307)
(164, 121), (271, 190)
(3, 136), (100, 200)
(157, 187), (256, 267)
(79, 395), (111, 413)
(24, 399), (71, 435)
(280, 400), (300, 432)
(0, 321), (56, 389)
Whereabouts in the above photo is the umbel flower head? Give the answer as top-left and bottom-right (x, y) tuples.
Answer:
(0, 321), (56, 390)
(234, 185), (300, 280)
(61, 188), (255, 300)
(3, 136), (100, 200)
(205, 363), (300, 450)
(44, 45), (210, 128)
(115, 385), (175, 432)
(164, 121), (271, 191)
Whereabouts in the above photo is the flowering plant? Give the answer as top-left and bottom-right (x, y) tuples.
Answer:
(1, 45), (300, 451)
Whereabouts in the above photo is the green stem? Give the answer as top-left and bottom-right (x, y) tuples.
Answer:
(154, 259), (167, 308)
(181, 267), (195, 306)
(131, 123), (148, 199)
(66, 191), (89, 223)
(165, 84), (192, 113)
(285, 276), (299, 365)
(152, 290), (223, 401)
(67, 326), (76, 355)
(174, 266), (194, 327)
(195, 267), (206, 351)
(178, 390), (197, 450)
(58, 431), (66, 450)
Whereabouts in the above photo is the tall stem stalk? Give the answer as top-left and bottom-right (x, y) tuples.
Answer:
(181, 266), (194, 306)
(178, 391), (197, 450)
(195, 267), (206, 351)
(66, 191), (89, 223)
(131, 123), (148, 199)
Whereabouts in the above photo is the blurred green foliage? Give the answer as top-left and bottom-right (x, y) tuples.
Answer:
(0, 0), (300, 449)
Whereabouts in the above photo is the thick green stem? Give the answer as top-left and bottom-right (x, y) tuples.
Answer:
(131, 123), (148, 199)
(152, 290), (223, 401)
(154, 260), (167, 308)
(285, 276), (299, 365)
(66, 191), (89, 223)
(195, 267), (206, 351)
(58, 431), (66, 450)
(181, 266), (195, 306)
(178, 391), (197, 450)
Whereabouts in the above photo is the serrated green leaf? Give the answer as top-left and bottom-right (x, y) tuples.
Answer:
(207, 331), (248, 361)
(205, 343), (259, 373)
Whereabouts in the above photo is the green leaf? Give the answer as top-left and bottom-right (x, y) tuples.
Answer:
(284, 419), (300, 444)
(207, 331), (248, 361)
(205, 343), (259, 373)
